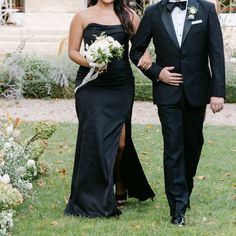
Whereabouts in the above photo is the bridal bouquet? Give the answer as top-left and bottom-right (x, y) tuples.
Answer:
(75, 33), (124, 93)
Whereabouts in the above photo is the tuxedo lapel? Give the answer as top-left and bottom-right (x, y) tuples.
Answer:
(181, 0), (199, 46)
(160, 0), (180, 49)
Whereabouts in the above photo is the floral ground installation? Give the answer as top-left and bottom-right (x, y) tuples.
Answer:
(0, 116), (56, 235)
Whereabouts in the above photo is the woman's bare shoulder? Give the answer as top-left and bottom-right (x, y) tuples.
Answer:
(72, 7), (97, 26)
(73, 8), (89, 20)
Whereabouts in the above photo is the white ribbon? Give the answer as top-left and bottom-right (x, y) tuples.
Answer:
(74, 66), (99, 94)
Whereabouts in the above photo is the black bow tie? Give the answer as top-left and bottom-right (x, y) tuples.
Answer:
(166, 1), (187, 12)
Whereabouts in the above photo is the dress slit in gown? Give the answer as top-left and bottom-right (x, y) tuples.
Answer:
(64, 23), (155, 218)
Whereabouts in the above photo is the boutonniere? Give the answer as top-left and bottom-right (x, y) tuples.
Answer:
(187, 6), (198, 20)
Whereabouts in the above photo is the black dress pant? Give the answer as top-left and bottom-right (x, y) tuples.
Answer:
(157, 95), (206, 216)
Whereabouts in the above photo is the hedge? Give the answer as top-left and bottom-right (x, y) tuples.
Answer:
(1, 53), (235, 102)
(20, 77), (236, 103)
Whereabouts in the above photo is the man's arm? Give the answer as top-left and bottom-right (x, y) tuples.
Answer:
(130, 8), (183, 86)
(208, 3), (225, 112)
(130, 8), (162, 81)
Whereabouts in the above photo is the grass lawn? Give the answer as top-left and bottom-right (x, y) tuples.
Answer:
(13, 124), (236, 236)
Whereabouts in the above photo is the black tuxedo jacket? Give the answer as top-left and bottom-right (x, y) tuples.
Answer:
(130, 0), (225, 106)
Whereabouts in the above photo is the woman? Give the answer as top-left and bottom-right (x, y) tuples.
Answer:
(64, 0), (155, 218)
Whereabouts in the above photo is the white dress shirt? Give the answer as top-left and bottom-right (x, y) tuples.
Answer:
(169, 0), (188, 47)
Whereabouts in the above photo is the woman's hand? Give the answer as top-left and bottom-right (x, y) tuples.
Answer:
(137, 51), (152, 70)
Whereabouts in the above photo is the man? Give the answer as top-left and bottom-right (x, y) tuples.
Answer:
(130, 0), (225, 226)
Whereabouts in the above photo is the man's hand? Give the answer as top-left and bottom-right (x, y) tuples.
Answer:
(159, 66), (183, 86)
(138, 51), (152, 70)
(210, 97), (224, 113)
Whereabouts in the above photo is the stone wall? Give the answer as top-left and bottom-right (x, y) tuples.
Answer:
(25, 0), (85, 13)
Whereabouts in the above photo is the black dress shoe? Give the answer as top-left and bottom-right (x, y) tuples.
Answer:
(171, 214), (185, 226)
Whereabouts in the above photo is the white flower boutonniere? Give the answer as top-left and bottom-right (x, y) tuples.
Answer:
(187, 6), (198, 20)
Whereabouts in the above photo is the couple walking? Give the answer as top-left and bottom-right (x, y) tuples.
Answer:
(64, 0), (225, 226)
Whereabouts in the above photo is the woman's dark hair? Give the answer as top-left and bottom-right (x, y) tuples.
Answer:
(87, 0), (134, 37)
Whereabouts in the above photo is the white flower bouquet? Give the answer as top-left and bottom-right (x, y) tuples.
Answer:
(75, 33), (124, 93)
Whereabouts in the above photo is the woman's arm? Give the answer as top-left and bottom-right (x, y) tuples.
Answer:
(68, 12), (90, 67)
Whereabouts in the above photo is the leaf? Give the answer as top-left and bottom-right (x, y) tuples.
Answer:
(132, 224), (141, 229)
(55, 160), (64, 164)
(196, 176), (206, 180)
(146, 124), (154, 129)
(152, 222), (157, 227)
(14, 117), (21, 128)
(141, 152), (149, 155)
(207, 140), (214, 145)
(223, 172), (230, 177)
(64, 196), (69, 204)
(37, 180), (46, 187)
(51, 221), (59, 226)
(58, 168), (67, 177)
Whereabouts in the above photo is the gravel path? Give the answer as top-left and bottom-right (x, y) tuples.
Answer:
(0, 99), (236, 125)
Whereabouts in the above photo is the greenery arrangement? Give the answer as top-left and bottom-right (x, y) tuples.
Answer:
(0, 117), (56, 235)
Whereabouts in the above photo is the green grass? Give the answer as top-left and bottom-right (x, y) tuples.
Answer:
(13, 124), (236, 236)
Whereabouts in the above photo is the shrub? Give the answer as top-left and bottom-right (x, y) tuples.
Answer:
(0, 117), (56, 235)
(0, 183), (23, 210)
(0, 53), (77, 99)
(0, 53), (235, 102)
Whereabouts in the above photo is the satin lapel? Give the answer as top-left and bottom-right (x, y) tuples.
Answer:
(181, 0), (199, 46)
(160, 0), (180, 49)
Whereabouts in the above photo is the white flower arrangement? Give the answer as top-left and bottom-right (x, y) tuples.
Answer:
(187, 6), (198, 20)
(0, 174), (10, 184)
(0, 182), (23, 235)
(0, 210), (15, 236)
(0, 117), (56, 235)
(74, 33), (124, 93)
(26, 159), (37, 177)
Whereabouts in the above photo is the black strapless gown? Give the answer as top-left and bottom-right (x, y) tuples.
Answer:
(64, 23), (155, 218)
